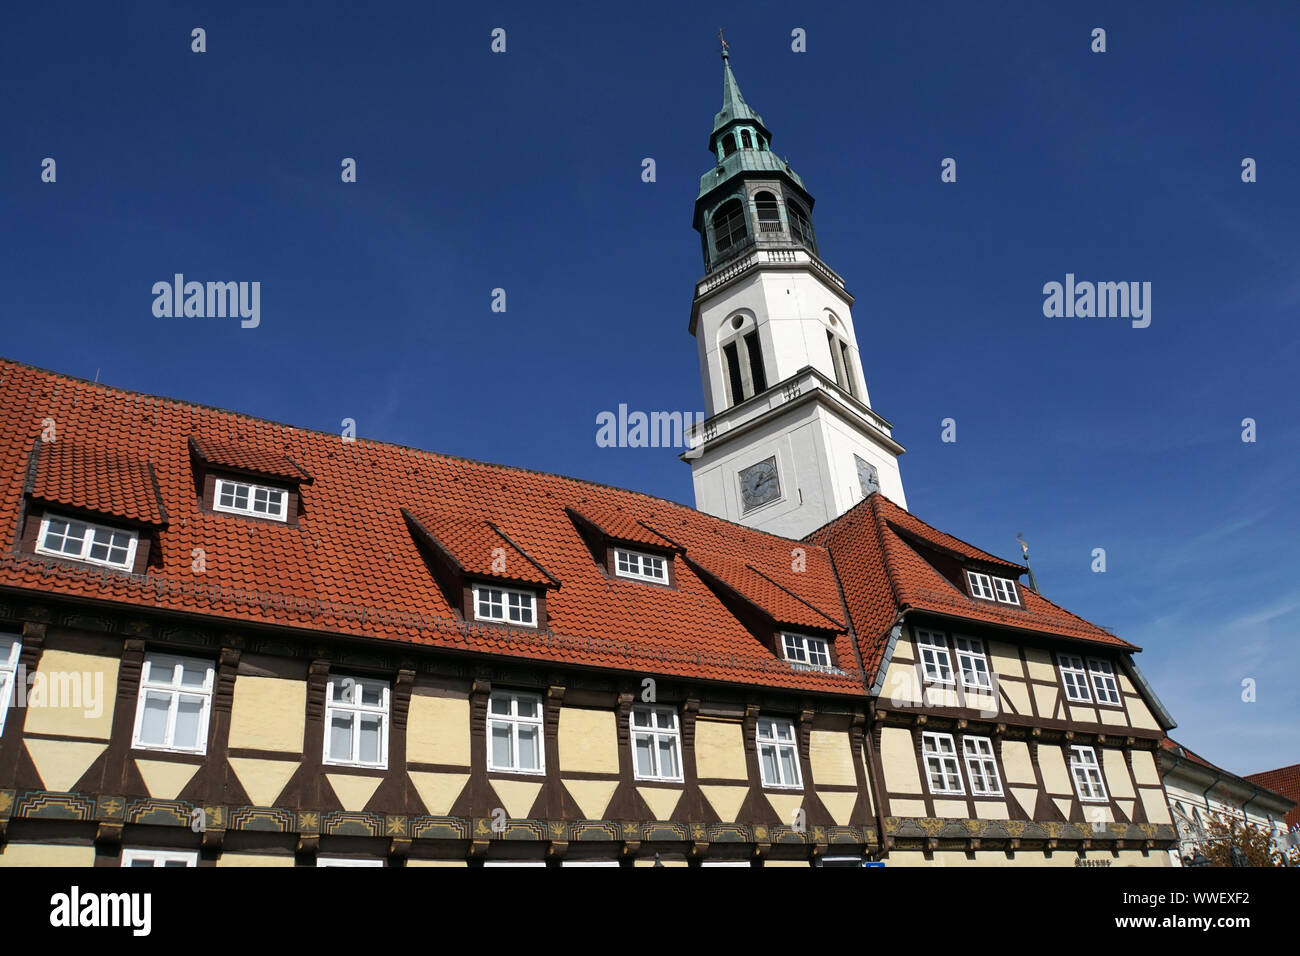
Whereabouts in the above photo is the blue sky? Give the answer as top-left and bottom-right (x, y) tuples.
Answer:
(2, 1), (1297, 777)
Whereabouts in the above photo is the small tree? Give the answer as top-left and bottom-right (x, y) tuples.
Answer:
(1202, 812), (1284, 867)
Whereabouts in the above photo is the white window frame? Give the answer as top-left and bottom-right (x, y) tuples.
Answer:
(316, 857), (384, 867)
(991, 576), (1020, 605)
(1087, 658), (1122, 706)
(953, 635), (993, 691)
(915, 630), (954, 685)
(0, 635), (20, 736)
(212, 477), (290, 522)
(131, 653), (215, 755)
(613, 548), (669, 584)
(121, 848), (197, 867)
(629, 705), (684, 782)
(487, 690), (545, 775)
(472, 584), (538, 627)
(1069, 745), (1108, 803)
(966, 571), (995, 601)
(922, 731), (965, 795)
(1058, 653), (1092, 703)
(962, 736), (1003, 797)
(34, 513), (139, 570)
(755, 716), (802, 789)
(323, 675), (390, 769)
(781, 632), (833, 671)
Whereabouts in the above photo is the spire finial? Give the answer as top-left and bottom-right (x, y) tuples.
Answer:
(717, 27), (729, 59)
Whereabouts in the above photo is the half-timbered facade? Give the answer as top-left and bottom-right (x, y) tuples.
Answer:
(808, 495), (1178, 866)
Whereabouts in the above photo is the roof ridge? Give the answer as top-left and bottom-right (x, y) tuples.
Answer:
(0, 355), (815, 551)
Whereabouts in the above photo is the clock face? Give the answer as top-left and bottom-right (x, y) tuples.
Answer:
(855, 455), (879, 497)
(739, 457), (780, 512)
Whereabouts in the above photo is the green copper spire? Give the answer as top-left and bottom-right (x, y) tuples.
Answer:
(712, 46), (767, 146)
(697, 40), (803, 202)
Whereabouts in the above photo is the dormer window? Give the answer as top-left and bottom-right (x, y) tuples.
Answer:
(473, 584), (537, 626)
(213, 477), (289, 521)
(35, 513), (138, 570)
(781, 632), (832, 671)
(967, 571), (1020, 605)
(190, 436), (311, 527)
(614, 548), (668, 584)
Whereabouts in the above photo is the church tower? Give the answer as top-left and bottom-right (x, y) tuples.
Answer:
(684, 46), (907, 538)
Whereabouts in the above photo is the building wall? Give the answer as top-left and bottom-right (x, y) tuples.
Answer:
(871, 622), (1175, 861)
(0, 617), (876, 867)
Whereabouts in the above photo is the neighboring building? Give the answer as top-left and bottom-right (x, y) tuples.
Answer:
(1244, 763), (1300, 830)
(0, 49), (1181, 867)
(683, 48), (907, 538)
(1158, 739), (1296, 865)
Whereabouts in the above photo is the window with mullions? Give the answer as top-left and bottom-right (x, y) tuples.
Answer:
(962, 736), (1003, 796)
(473, 585), (537, 626)
(966, 571), (995, 601)
(213, 477), (289, 521)
(915, 630), (954, 685)
(488, 690), (544, 774)
(0, 635), (20, 735)
(1087, 658), (1122, 706)
(1069, 745), (1108, 802)
(991, 577), (1020, 605)
(614, 548), (668, 584)
(953, 636), (993, 691)
(630, 705), (683, 782)
(781, 633), (832, 671)
(756, 717), (802, 789)
(324, 675), (390, 768)
(132, 654), (214, 754)
(36, 514), (138, 570)
(921, 732), (964, 794)
(1058, 654), (1092, 703)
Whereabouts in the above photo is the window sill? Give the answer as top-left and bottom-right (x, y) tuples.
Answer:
(132, 743), (208, 758)
(322, 761), (389, 772)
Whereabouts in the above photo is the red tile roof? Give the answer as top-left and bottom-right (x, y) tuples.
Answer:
(685, 552), (845, 631)
(565, 504), (679, 551)
(807, 493), (1135, 682)
(0, 358), (862, 695)
(405, 508), (557, 588)
(0, 357), (1145, 699)
(1244, 764), (1300, 828)
(28, 441), (167, 527)
(189, 436), (311, 482)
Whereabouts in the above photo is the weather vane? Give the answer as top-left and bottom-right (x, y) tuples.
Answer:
(717, 28), (729, 53)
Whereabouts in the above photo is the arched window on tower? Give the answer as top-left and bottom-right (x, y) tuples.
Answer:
(787, 200), (816, 252)
(722, 132), (738, 158)
(740, 129), (754, 149)
(720, 316), (768, 407)
(826, 322), (858, 399)
(754, 191), (781, 234)
(711, 199), (748, 257)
